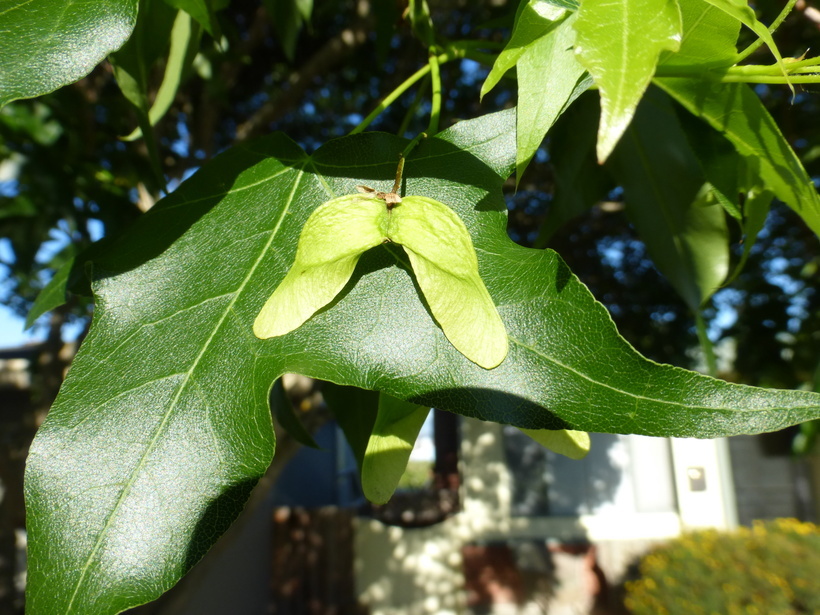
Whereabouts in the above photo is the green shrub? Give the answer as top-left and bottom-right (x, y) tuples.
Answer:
(624, 519), (820, 615)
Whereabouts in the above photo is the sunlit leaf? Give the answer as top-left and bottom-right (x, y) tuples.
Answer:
(0, 0), (138, 106)
(515, 14), (590, 182)
(574, 0), (682, 161)
(660, 0), (740, 67)
(480, 0), (568, 99)
(701, 0), (790, 86)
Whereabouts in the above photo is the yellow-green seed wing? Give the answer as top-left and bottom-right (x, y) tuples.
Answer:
(254, 194), (386, 338)
(389, 195), (508, 369)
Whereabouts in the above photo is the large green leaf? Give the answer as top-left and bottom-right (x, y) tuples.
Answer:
(607, 88), (729, 310)
(0, 0), (139, 106)
(656, 78), (820, 238)
(25, 110), (820, 614)
(574, 0), (682, 162)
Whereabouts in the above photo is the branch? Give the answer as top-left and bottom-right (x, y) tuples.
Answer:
(234, 24), (370, 143)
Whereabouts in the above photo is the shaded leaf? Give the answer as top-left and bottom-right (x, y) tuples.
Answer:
(607, 88), (729, 310)
(725, 186), (773, 285)
(656, 78), (820, 237)
(361, 394), (430, 504)
(0, 0), (139, 106)
(408, 0), (436, 48)
(123, 10), (202, 141)
(110, 0), (178, 110)
(25, 257), (75, 329)
(538, 92), (613, 246)
(322, 382), (379, 470)
(163, 0), (222, 37)
(678, 108), (747, 220)
(263, 0), (307, 60)
(574, 0), (682, 161)
(271, 378), (319, 449)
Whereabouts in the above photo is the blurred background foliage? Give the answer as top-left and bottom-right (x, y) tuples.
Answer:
(623, 518), (820, 614)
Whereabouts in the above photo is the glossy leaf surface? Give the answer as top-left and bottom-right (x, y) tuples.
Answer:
(0, 0), (138, 106)
(25, 110), (820, 614)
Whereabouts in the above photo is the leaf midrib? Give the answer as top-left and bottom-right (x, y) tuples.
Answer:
(508, 332), (760, 415)
(64, 163), (307, 612)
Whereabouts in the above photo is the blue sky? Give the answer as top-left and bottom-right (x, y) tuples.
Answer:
(0, 304), (41, 349)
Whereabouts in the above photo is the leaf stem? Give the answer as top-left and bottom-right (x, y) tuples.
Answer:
(695, 311), (718, 377)
(351, 43), (470, 135)
(401, 132), (428, 159)
(137, 113), (167, 194)
(735, 0), (799, 63)
(427, 48), (442, 134)
(393, 132), (428, 193)
(397, 74), (430, 136)
(654, 62), (820, 84)
(716, 74), (820, 84)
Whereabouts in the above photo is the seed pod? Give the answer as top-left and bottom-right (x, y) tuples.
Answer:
(254, 190), (508, 369)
